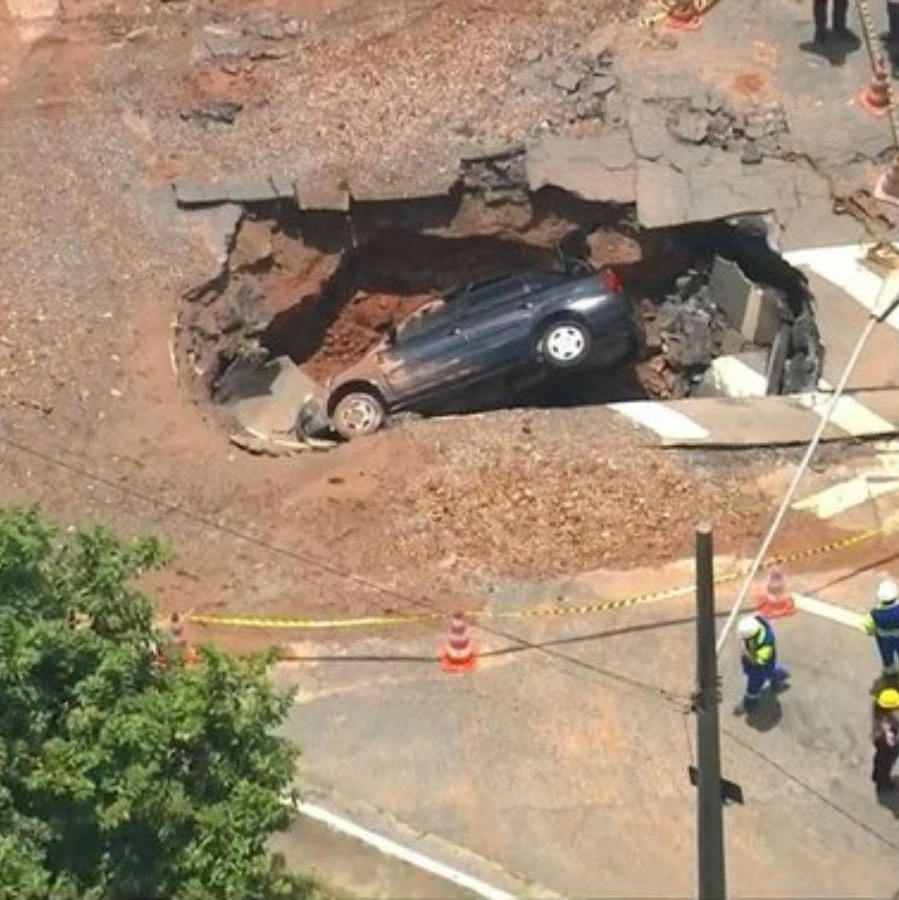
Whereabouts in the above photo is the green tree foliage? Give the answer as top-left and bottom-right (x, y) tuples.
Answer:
(0, 507), (305, 900)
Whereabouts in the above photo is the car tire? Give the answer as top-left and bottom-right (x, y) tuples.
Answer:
(331, 390), (386, 439)
(539, 319), (592, 369)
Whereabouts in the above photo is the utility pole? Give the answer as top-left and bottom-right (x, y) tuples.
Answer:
(695, 523), (727, 900)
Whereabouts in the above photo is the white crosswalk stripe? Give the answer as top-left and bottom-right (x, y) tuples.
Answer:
(606, 400), (710, 441)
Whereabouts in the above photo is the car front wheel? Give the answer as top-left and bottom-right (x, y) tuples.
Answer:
(331, 391), (386, 439)
(540, 320), (592, 369)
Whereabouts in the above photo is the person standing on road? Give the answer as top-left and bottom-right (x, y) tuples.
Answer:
(862, 578), (899, 681)
(885, 0), (899, 73)
(813, 0), (850, 43)
(872, 687), (899, 793)
(736, 614), (790, 713)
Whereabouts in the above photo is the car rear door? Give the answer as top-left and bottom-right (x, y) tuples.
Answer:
(456, 275), (549, 376)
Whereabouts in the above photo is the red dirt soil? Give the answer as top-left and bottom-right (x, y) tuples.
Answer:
(303, 290), (435, 380)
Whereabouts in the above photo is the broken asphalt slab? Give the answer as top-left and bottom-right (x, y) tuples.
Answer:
(217, 355), (324, 438)
(173, 176), (295, 206)
(613, 0), (899, 243)
(625, 96), (818, 229)
(525, 132), (635, 203)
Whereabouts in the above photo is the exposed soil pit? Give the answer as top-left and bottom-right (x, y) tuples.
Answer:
(177, 193), (823, 439)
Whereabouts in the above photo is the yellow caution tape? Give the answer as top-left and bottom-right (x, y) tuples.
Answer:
(189, 612), (443, 630)
(187, 521), (891, 630)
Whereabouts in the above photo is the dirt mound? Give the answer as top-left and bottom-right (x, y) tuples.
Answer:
(392, 409), (774, 578)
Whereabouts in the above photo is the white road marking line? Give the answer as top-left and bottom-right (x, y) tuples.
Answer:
(607, 400), (710, 440)
(293, 800), (517, 900)
(705, 356), (768, 398)
(784, 244), (899, 332)
(793, 390), (895, 437)
(784, 243), (883, 304)
(792, 473), (899, 519)
(793, 593), (866, 630)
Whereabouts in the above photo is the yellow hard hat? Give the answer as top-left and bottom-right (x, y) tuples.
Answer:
(877, 687), (899, 710)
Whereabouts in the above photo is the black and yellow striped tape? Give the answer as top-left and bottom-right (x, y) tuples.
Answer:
(187, 522), (889, 630)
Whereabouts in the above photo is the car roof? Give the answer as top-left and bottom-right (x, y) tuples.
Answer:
(441, 269), (582, 302)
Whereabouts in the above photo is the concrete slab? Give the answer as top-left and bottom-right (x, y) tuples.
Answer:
(173, 177), (295, 206)
(348, 169), (459, 203)
(699, 351), (770, 398)
(709, 257), (781, 345)
(222, 356), (323, 437)
(294, 171), (350, 212)
(610, 392), (899, 447)
(186, 203), (243, 275)
(525, 132), (635, 203)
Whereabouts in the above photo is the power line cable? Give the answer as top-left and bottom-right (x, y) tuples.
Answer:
(0, 431), (690, 710)
(716, 270), (899, 656)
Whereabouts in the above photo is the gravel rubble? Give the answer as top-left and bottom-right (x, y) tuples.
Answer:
(393, 408), (772, 578)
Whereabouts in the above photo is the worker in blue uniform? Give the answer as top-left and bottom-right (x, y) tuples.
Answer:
(737, 614), (790, 713)
(862, 578), (899, 681)
(872, 687), (899, 793)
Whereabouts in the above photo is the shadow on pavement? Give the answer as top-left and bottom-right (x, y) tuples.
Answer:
(799, 31), (862, 67)
(876, 786), (899, 819)
(745, 695), (784, 733)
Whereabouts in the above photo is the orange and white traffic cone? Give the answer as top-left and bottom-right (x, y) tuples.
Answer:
(666, 0), (702, 31)
(439, 612), (477, 673)
(170, 612), (186, 645)
(168, 612), (201, 667)
(875, 152), (899, 206)
(756, 566), (796, 619)
(858, 55), (891, 117)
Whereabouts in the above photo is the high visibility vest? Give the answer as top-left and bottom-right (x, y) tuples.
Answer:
(743, 617), (776, 667)
(864, 602), (899, 639)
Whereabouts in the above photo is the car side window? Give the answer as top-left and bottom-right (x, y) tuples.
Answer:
(453, 276), (526, 318)
(394, 304), (452, 346)
(520, 271), (567, 293)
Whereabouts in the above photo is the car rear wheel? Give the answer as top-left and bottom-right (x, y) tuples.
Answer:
(331, 391), (386, 439)
(540, 320), (592, 369)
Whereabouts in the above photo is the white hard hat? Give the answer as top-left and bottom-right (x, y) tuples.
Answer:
(738, 615), (762, 640)
(877, 579), (899, 605)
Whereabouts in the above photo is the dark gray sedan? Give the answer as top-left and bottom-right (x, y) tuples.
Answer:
(313, 268), (642, 439)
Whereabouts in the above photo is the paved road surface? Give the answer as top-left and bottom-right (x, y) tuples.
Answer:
(279, 584), (899, 896)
